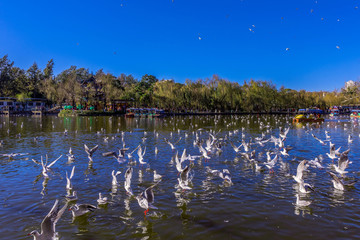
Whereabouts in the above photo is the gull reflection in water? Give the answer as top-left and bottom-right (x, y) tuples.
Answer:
(124, 196), (133, 217)
(138, 170), (143, 183)
(111, 184), (118, 195)
(40, 178), (49, 196)
(330, 189), (346, 204)
(136, 218), (157, 240)
(84, 163), (96, 182)
(294, 194), (312, 216)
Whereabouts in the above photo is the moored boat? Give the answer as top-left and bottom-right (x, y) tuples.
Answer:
(292, 109), (325, 123)
(350, 110), (360, 118)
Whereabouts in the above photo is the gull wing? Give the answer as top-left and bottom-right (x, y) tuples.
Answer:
(70, 166), (75, 179)
(32, 159), (41, 165)
(328, 172), (342, 185)
(296, 160), (307, 180)
(174, 137), (182, 145)
(125, 167), (133, 184)
(180, 165), (190, 182)
(142, 146), (146, 157)
(137, 146), (142, 157)
(79, 204), (97, 212)
(47, 155), (62, 168)
(53, 201), (68, 226)
(102, 151), (118, 158)
(180, 149), (187, 163)
(40, 199), (59, 235)
(144, 180), (161, 204)
(84, 144), (90, 155)
(89, 145), (99, 155)
(338, 151), (350, 171)
(129, 145), (140, 155)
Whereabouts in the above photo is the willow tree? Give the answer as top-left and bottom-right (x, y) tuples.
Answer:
(95, 69), (125, 108)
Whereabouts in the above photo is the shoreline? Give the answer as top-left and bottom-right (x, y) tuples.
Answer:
(0, 109), (335, 117)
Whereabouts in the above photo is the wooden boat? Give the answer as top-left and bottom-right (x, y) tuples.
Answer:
(292, 114), (325, 123)
(292, 109), (324, 123)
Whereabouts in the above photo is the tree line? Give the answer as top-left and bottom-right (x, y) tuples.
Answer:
(0, 55), (357, 112)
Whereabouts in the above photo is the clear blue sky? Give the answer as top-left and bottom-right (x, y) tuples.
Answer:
(1, 0), (359, 91)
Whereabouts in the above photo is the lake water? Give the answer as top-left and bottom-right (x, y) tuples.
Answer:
(1, 115), (360, 240)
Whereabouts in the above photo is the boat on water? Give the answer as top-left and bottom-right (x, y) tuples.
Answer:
(125, 108), (137, 117)
(125, 108), (165, 118)
(329, 107), (340, 117)
(350, 109), (360, 118)
(293, 109), (325, 123)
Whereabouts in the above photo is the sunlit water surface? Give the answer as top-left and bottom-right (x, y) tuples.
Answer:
(1, 115), (360, 240)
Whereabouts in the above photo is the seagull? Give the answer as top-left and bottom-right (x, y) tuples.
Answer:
(207, 168), (232, 184)
(327, 142), (341, 160)
(311, 133), (328, 145)
(111, 170), (121, 185)
(177, 177), (192, 190)
(164, 137), (182, 150)
(253, 160), (264, 172)
(334, 149), (350, 175)
(292, 160), (307, 184)
(198, 144), (211, 159)
(241, 139), (251, 152)
(65, 191), (78, 202)
(298, 180), (314, 194)
(136, 181), (161, 216)
(0, 152), (29, 159)
(153, 170), (162, 182)
(307, 156), (324, 169)
(255, 138), (270, 147)
(84, 144), (99, 161)
(126, 145), (140, 159)
(102, 148), (129, 163)
(328, 172), (344, 191)
(174, 151), (186, 173)
(66, 147), (75, 162)
(280, 146), (293, 157)
(69, 203), (97, 218)
(295, 194), (311, 207)
(137, 146), (147, 164)
(325, 130), (331, 139)
(40, 155), (62, 178)
(97, 193), (108, 205)
(270, 135), (285, 148)
(28, 199), (68, 240)
(177, 165), (193, 190)
(279, 127), (290, 140)
(230, 141), (242, 153)
(348, 135), (353, 144)
(124, 167), (134, 195)
(66, 166), (75, 190)
(264, 154), (278, 173)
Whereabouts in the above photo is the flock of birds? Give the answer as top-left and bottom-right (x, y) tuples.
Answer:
(0, 114), (359, 239)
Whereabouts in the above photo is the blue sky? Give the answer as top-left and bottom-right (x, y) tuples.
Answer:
(1, 0), (359, 91)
